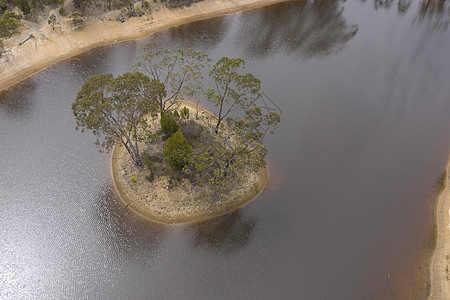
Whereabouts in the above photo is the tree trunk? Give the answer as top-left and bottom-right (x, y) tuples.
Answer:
(215, 119), (221, 133)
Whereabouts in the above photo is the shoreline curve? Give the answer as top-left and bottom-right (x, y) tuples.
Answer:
(110, 101), (269, 224)
(428, 155), (450, 299)
(0, 0), (291, 92)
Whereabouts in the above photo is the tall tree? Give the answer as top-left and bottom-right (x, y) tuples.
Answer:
(134, 42), (210, 115)
(72, 72), (165, 166)
(205, 57), (262, 133)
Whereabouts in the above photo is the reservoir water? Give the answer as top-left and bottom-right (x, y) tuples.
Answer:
(1, 0), (449, 298)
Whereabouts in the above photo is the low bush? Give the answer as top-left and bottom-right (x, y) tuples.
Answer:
(163, 129), (192, 170)
(160, 110), (180, 137)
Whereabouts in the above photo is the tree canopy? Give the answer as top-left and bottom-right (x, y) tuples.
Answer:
(134, 42), (210, 115)
(205, 57), (262, 133)
(72, 72), (165, 166)
(73, 45), (280, 203)
(0, 10), (21, 38)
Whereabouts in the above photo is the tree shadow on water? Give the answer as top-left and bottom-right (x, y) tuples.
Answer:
(361, 0), (448, 31)
(92, 183), (167, 260)
(187, 210), (257, 256)
(164, 16), (229, 52)
(415, 0), (449, 31)
(235, 0), (358, 61)
(0, 80), (36, 120)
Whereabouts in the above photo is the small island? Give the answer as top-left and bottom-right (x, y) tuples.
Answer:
(111, 101), (268, 223)
(72, 43), (280, 224)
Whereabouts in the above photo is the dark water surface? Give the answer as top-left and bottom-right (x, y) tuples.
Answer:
(1, 0), (449, 299)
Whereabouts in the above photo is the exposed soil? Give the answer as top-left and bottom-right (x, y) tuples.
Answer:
(111, 101), (268, 224)
(0, 0), (291, 91)
(428, 156), (450, 299)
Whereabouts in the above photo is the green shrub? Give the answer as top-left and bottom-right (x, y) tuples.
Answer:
(130, 176), (137, 183)
(18, 0), (30, 15)
(147, 132), (158, 143)
(141, 151), (162, 164)
(0, 10), (22, 38)
(143, 1), (149, 8)
(180, 106), (189, 122)
(71, 12), (83, 28)
(164, 129), (192, 170)
(58, 6), (65, 15)
(48, 13), (56, 29)
(0, 2), (7, 11)
(160, 110), (180, 137)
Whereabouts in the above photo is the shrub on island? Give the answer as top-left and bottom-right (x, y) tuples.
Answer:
(163, 129), (192, 170)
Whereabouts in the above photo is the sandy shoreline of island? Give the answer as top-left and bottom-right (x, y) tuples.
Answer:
(0, 0), (290, 91)
(110, 101), (269, 224)
(428, 156), (450, 299)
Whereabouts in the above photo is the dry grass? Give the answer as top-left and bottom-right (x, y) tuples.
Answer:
(111, 101), (268, 224)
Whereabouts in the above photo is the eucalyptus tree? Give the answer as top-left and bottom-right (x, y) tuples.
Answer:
(184, 105), (280, 202)
(134, 42), (210, 115)
(72, 72), (165, 166)
(205, 57), (262, 133)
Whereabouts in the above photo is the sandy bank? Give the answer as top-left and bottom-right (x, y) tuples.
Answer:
(110, 101), (269, 224)
(428, 156), (450, 299)
(0, 0), (290, 91)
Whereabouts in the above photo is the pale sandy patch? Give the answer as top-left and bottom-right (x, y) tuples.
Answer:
(428, 155), (450, 299)
(0, 0), (291, 91)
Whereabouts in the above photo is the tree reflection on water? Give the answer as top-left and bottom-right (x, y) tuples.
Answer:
(415, 0), (449, 30)
(235, 0), (358, 60)
(361, 0), (448, 30)
(0, 80), (36, 120)
(188, 211), (257, 255)
(93, 183), (166, 259)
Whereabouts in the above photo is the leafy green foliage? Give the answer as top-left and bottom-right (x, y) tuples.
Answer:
(72, 72), (164, 166)
(164, 129), (192, 170)
(206, 57), (262, 133)
(0, 0), (60, 16)
(48, 13), (56, 29)
(71, 11), (83, 28)
(73, 45), (280, 203)
(134, 42), (210, 114)
(18, 0), (30, 15)
(160, 109), (180, 137)
(58, 6), (65, 15)
(230, 106), (280, 147)
(184, 96), (279, 202)
(180, 106), (189, 122)
(183, 128), (261, 201)
(0, 10), (21, 38)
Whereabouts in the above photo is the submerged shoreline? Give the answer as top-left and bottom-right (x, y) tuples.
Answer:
(0, 0), (290, 92)
(110, 101), (269, 224)
(429, 156), (450, 299)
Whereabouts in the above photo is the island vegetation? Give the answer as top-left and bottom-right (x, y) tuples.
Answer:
(72, 43), (280, 223)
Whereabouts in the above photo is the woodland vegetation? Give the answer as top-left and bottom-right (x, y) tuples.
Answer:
(72, 43), (280, 202)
